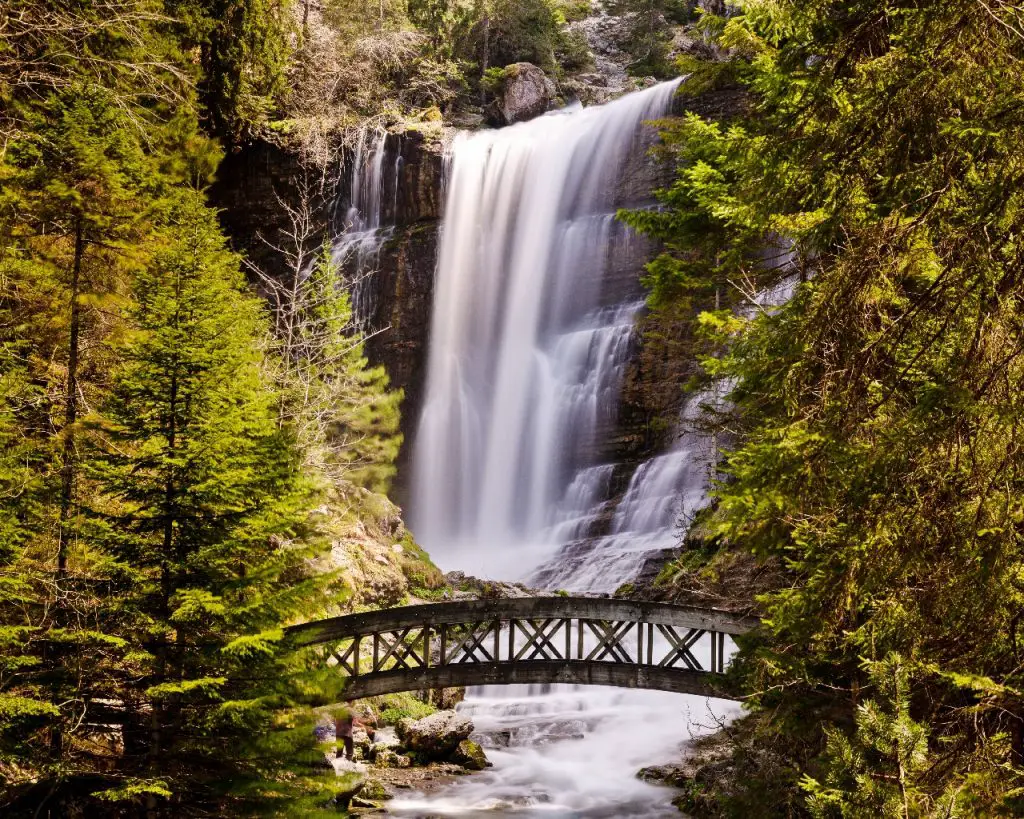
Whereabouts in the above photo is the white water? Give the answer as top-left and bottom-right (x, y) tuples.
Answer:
(411, 82), (681, 579)
(532, 385), (723, 593)
(401, 81), (744, 818)
(329, 126), (398, 326)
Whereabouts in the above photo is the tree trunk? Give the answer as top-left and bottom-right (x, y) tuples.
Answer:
(57, 218), (84, 577)
(481, 10), (490, 106)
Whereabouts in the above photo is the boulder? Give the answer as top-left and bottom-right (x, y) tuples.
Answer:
(499, 63), (552, 125)
(353, 727), (374, 759)
(396, 710), (474, 759)
(420, 686), (465, 710)
(450, 739), (490, 771)
(333, 770), (366, 810)
(349, 795), (384, 809)
(360, 778), (394, 801)
(374, 748), (412, 768)
(637, 764), (692, 787)
(367, 725), (401, 762)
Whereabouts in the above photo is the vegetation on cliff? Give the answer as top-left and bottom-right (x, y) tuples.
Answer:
(0, 2), (429, 815)
(625, 0), (1024, 815)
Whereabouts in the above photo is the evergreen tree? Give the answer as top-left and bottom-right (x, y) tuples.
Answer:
(0, 345), (54, 796)
(803, 656), (931, 819)
(629, 0), (1024, 812)
(167, 0), (292, 142)
(85, 192), (338, 814)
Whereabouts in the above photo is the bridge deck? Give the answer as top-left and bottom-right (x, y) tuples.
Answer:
(287, 597), (759, 700)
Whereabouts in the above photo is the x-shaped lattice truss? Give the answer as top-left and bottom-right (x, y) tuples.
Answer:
(326, 619), (717, 676)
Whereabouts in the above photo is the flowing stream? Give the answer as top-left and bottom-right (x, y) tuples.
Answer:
(396, 82), (741, 817)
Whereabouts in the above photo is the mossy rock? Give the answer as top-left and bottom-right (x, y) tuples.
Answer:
(451, 739), (490, 771)
(360, 778), (393, 801)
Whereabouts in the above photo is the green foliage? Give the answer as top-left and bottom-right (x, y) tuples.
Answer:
(802, 655), (931, 818)
(0, 2), (413, 815)
(168, 0), (293, 143)
(84, 191), (337, 812)
(409, 0), (474, 59)
(626, 0), (1024, 813)
(483, 0), (566, 72)
(481, 65), (509, 93)
(375, 692), (436, 724)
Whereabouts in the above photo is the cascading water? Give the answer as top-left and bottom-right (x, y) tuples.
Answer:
(392, 81), (745, 817)
(532, 384), (725, 593)
(328, 126), (400, 326)
(411, 82), (680, 580)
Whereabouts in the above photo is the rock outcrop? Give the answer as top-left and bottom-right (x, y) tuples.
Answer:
(396, 710), (475, 759)
(497, 62), (552, 124)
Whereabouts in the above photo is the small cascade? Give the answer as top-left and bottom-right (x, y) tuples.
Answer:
(389, 686), (727, 818)
(532, 273), (803, 592)
(327, 126), (401, 326)
(531, 385), (721, 592)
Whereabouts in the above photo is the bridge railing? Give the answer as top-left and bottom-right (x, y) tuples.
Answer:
(287, 598), (759, 697)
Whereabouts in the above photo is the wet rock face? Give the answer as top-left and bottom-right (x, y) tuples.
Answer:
(360, 222), (438, 503)
(498, 63), (552, 124)
(390, 130), (446, 224)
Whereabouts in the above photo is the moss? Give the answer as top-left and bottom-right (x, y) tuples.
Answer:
(481, 66), (508, 94)
(556, 0), (592, 22)
(397, 531), (445, 592)
(360, 779), (390, 801)
(409, 584), (453, 601)
(371, 692), (436, 725)
(613, 582), (637, 598)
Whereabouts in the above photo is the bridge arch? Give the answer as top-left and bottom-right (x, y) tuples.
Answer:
(287, 597), (758, 700)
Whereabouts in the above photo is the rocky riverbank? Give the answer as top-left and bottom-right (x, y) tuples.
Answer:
(321, 708), (492, 813)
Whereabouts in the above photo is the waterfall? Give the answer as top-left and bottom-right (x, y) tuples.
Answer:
(328, 126), (399, 327)
(411, 81), (680, 583)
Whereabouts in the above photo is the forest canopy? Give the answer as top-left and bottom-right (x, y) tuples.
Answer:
(623, 0), (1024, 815)
(0, 0), (405, 814)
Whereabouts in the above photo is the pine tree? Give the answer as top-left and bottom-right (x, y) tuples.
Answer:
(166, 0), (292, 143)
(85, 192), (339, 814)
(0, 345), (55, 796)
(802, 656), (930, 819)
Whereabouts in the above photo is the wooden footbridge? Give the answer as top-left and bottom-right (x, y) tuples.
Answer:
(287, 597), (758, 700)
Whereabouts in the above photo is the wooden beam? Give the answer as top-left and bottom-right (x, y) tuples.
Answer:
(337, 661), (741, 700)
(288, 598), (759, 646)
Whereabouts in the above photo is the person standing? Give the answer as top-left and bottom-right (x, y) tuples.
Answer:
(334, 703), (356, 761)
